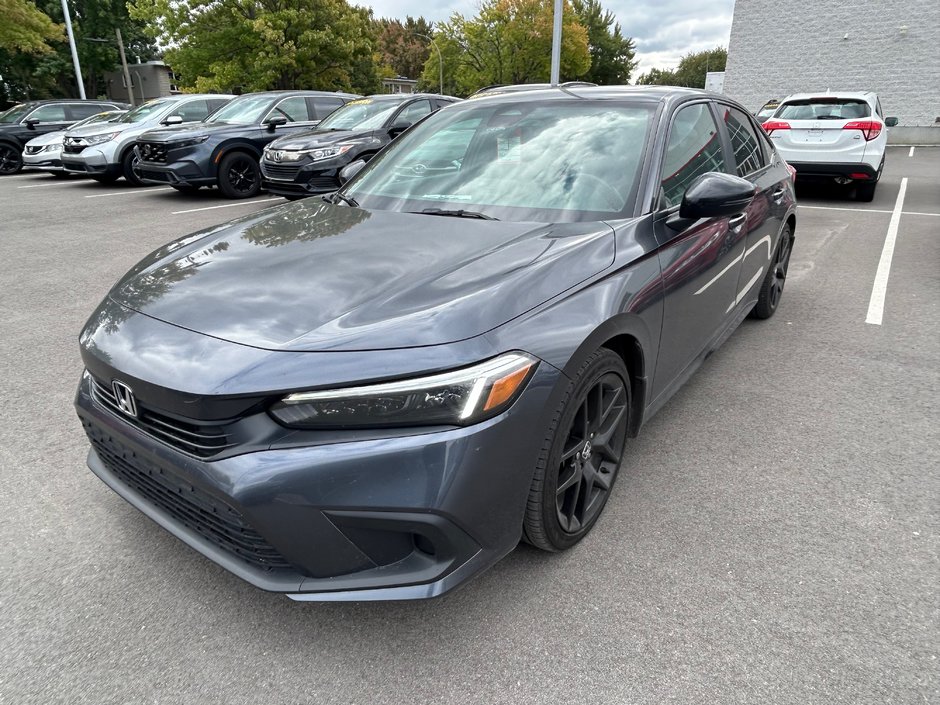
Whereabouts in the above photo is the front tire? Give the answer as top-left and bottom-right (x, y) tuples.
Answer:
(0, 144), (23, 175)
(217, 152), (261, 199)
(751, 225), (793, 319)
(121, 149), (146, 186)
(523, 349), (630, 552)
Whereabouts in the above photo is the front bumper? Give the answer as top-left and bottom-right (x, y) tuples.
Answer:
(137, 157), (216, 188)
(260, 159), (342, 197)
(23, 153), (64, 170)
(61, 145), (119, 177)
(75, 362), (556, 600)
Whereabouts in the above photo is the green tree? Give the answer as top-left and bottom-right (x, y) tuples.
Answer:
(129, 0), (381, 94)
(571, 0), (635, 85)
(0, 0), (63, 54)
(421, 0), (591, 97)
(636, 47), (727, 88)
(376, 16), (433, 81)
(634, 67), (677, 86)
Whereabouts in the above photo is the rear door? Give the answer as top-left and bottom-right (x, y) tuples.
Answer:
(651, 101), (747, 399)
(766, 97), (872, 164)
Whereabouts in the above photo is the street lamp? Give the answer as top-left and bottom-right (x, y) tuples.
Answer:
(60, 0), (85, 99)
(86, 29), (135, 106)
(413, 32), (443, 95)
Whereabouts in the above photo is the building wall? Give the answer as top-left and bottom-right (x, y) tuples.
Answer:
(103, 64), (175, 103)
(724, 0), (940, 130)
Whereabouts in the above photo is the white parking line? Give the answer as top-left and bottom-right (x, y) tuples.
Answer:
(171, 198), (281, 215)
(797, 204), (938, 217)
(17, 181), (80, 189)
(865, 177), (907, 326)
(85, 188), (174, 199)
(909, 146), (915, 157)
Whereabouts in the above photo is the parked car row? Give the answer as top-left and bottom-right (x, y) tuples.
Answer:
(758, 91), (897, 201)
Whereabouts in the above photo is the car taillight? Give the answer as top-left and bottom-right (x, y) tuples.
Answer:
(762, 120), (790, 135)
(843, 120), (883, 141)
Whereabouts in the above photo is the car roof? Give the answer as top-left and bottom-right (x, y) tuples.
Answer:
(779, 91), (876, 102)
(360, 93), (459, 102)
(230, 90), (361, 99)
(465, 84), (723, 105)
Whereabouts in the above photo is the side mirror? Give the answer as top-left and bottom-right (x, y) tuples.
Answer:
(338, 159), (366, 185)
(163, 115), (184, 126)
(679, 172), (755, 220)
(25, 118), (40, 130)
(884, 116), (899, 127)
(388, 122), (412, 138)
(265, 116), (288, 132)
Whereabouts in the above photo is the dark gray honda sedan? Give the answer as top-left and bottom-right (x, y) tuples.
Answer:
(75, 87), (797, 601)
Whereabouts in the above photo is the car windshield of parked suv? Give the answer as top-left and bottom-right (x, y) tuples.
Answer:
(72, 111), (123, 129)
(775, 98), (870, 120)
(117, 99), (172, 124)
(315, 99), (399, 131)
(0, 104), (33, 124)
(205, 94), (274, 125)
(344, 101), (654, 223)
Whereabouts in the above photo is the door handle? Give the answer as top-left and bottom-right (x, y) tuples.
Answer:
(772, 187), (786, 203)
(728, 213), (747, 231)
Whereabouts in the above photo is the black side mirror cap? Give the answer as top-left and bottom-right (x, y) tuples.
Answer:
(264, 116), (288, 132)
(338, 159), (366, 185)
(679, 172), (756, 220)
(25, 118), (40, 129)
(884, 116), (899, 127)
(388, 122), (412, 138)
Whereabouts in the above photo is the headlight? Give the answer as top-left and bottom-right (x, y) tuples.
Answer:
(171, 135), (210, 148)
(84, 132), (120, 145)
(307, 144), (355, 161)
(269, 352), (538, 429)
(43, 143), (61, 152)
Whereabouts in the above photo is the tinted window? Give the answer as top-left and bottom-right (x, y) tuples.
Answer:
(118, 99), (172, 123)
(207, 98), (230, 113)
(0, 104), (33, 124)
(311, 97), (345, 119)
(207, 94), (273, 124)
(394, 99), (432, 126)
(27, 104), (68, 122)
(316, 99), (400, 130)
(269, 97), (310, 122)
(70, 103), (111, 119)
(776, 98), (870, 120)
(721, 106), (765, 177)
(660, 103), (727, 209)
(173, 99), (210, 122)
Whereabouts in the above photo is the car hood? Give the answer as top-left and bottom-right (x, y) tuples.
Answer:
(66, 122), (138, 138)
(25, 129), (67, 147)
(109, 200), (615, 352)
(267, 128), (373, 151)
(140, 122), (251, 142)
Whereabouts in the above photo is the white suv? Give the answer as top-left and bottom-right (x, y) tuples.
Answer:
(762, 92), (897, 201)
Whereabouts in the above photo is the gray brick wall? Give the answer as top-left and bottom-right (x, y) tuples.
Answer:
(724, 0), (940, 128)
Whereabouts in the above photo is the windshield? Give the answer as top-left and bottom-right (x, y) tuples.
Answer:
(344, 101), (654, 223)
(206, 94), (273, 125)
(73, 111), (123, 129)
(0, 104), (33, 124)
(776, 98), (870, 120)
(118, 99), (172, 123)
(316, 99), (400, 131)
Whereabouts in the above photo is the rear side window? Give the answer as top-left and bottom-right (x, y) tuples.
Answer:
(776, 98), (870, 120)
(69, 103), (108, 120)
(269, 97), (310, 122)
(174, 100), (210, 122)
(659, 103), (727, 210)
(310, 97), (344, 120)
(27, 104), (68, 122)
(720, 106), (766, 177)
(394, 99), (432, 127)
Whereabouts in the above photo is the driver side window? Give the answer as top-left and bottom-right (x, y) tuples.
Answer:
(27, 104), (68, 123)
(269, 97), (310, 123)
(394, 99), (432, 127)
(659, 103), (727, 210)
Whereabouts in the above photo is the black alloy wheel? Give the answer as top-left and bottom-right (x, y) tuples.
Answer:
(751, 225), (793, 319)
(0, 144), (23, 175)
(524, 349), (630, 551)
(218, 152), (261, 199)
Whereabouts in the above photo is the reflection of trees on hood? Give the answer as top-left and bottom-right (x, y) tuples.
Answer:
(241, 201), (371, 248)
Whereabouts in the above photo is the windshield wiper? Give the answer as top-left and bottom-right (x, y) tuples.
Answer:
(323, 192), (359, 207)
(414, 208), (498, 220)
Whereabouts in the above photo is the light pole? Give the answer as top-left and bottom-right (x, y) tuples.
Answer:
(414, 32), (443, 95)
(86, 30), (136, 106)
(550, 0), (562, 85)
(60, 0), (85, 98)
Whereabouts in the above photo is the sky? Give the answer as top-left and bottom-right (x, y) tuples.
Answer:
(364, 0), (736, 77)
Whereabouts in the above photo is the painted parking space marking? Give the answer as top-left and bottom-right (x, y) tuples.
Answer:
(909, 146), (915, 157)
(17, 181), (83, 189)
(84, 188), (174, 199)
(797, 204), (938, 218)
(865, 177), (908, 326)
(171, 198), (281, 215)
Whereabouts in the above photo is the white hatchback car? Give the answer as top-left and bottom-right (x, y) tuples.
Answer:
(762, 92), (897, 201)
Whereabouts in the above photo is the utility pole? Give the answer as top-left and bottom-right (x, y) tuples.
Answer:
(116, 28), (136, 106)
(550, 0), (562, 86)
(60, 0), (86, 98)
(414, 32), (443, 95)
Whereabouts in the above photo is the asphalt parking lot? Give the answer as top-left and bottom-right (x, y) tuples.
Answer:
(1, 146), (937, 704)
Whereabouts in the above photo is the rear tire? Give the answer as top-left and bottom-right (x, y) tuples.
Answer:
(523, 349), (630, 552)
(750, 225), (793, 320)
(855, 181), (877, 202)
(217, 152), (261, 199)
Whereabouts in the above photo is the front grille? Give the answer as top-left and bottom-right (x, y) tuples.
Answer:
(62, 142), (85, 155)
(262, 162), (303, 180)
(91, 378), (233, 458)
(139, 142), (167, 163)
(25, 145), (42, 155)
(83, 420), (294, 572)
(307, 176), (340, 191)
